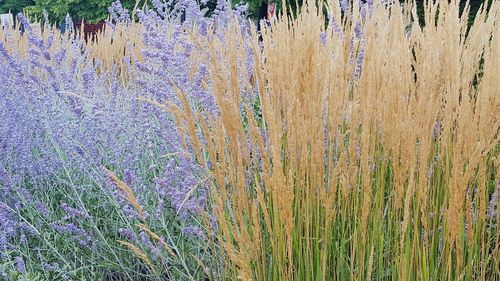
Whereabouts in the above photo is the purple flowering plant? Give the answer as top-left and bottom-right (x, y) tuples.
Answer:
(0, 0), (232, 278)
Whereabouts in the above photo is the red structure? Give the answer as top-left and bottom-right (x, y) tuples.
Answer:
(74, 20), (105, 41)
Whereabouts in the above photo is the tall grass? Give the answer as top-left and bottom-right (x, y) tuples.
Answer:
(168, 0), (500, 279)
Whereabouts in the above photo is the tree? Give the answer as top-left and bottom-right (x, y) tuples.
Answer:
(0, 0), (35, 14)
(0, 0), (139, 23)
(68, 0), (138, 22)
(24, 0), (76, 21)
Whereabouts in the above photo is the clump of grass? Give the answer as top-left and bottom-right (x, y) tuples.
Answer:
(169, 0), (500, 279)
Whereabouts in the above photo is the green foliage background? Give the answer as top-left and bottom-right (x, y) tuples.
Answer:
(1, 0), (267, 23)
(0, 0), (139, 23)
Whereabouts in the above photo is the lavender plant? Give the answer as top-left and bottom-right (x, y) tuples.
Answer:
(0, 0), (235, 279)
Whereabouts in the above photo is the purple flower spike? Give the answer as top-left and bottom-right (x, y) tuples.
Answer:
(353, 44), (365, 80)
(15, 256), (26, 273)
(340, 0), (348, 13)
(367, 0), (374, 15)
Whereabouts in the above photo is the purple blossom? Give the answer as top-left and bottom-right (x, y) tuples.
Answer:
(43, 262), (59, 271)
(156, 157), (207, 220)
(328, 14), (344, 41)
(320, 31), (327, 45)
(61, 203), (90, 220)
(340, 0), (348, 13)
(18, 187), (33, 204)
(235, 2), (249, 17)
(0, 205), (17, 238)
(118, 228), (136, 241)
(51, 223), (94, 249)
(15, 256), (26, 273)
(487, 179), (499, 219)
(181, 225), (206, 239)
(432, 121), (442, 141)
(65, 14), (74, 32)
(360, 4), (367, 19)
(0, 235), (7, 258)
(367, 0), (374, 15)
(354, 21), (363, 39)
(109, 1), (131, 22)
(353, 43), (365, 80)
(155, 199), (165, 219)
